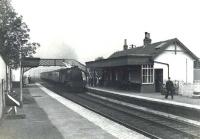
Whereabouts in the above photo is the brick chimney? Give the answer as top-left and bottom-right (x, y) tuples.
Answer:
(123, 39), (128, 50)
(143, 32), (151, 46)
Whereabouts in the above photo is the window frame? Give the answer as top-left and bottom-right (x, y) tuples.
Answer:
(115, 71), (119, 81)
(142, 64), (154, 84)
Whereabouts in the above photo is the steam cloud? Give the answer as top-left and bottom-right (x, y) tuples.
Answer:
(23, 41), (78, 80)
(35, 41), (77, 60)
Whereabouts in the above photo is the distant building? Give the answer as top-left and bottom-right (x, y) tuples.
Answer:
(86, 32), (199, 92)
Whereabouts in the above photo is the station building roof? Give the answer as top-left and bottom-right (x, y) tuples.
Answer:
(109, 38), (198, 60)
(86, 38), (199, 68)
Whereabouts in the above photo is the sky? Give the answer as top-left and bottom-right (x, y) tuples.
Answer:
(11, 0), (200, 64)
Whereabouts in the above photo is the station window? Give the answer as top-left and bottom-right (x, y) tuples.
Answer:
(128, 71), (134, 81)
(109, 72), (112, 80)
(115, 71), (119, 81)
(142, 64), (154, 84)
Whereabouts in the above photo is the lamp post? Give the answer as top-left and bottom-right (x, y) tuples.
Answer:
(19, 47), (23, 107)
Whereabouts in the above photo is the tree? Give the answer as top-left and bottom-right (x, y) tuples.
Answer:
(0, 0), (39, 69)
(95, 56), (104, 61)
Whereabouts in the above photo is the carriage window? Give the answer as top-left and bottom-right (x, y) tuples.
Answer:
(142, 64), (154, 84)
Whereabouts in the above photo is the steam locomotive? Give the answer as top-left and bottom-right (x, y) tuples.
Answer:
(40, 66), (87, 91)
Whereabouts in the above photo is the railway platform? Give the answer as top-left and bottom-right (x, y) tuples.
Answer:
(0, 83), (148, 139)
(87, 86), (200, 105)
(87, 86), (200, 125)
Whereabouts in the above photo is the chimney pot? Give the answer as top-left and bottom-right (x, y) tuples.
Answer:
(123, 39), (128, 50)
(143, 32), (151, 46)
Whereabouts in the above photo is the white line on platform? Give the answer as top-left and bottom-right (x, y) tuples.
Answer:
(88, 87), (200, 110)
(35, 83), (149, 139)
(87, 92), (200, 127)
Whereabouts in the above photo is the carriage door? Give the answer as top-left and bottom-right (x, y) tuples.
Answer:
(155, 69), (163, 92)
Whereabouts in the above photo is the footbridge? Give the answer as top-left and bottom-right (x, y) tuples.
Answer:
(22, 57), (86, 72)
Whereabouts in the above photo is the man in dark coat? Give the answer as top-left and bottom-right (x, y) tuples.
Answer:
(28, 76), (31, 84)
(165, 77), (174, 99)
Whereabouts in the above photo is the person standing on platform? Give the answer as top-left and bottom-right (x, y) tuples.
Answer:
(28, 76), (31, 84)
(165, 77), (174, 99)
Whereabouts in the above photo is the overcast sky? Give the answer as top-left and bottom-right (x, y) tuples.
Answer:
(12, 0), (200, 64)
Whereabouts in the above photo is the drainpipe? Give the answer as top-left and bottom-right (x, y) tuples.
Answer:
(154, 61), (169, 79)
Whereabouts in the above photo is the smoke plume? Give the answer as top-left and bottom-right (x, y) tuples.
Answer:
(35, 41), (77, 60)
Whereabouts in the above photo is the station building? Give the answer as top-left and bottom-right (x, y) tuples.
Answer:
(86, 32), (199, 93)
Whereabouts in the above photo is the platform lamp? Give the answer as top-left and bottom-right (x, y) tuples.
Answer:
(19, 46), (23, 107)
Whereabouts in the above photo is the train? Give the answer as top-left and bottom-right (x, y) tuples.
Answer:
(40, 66), (87, 91)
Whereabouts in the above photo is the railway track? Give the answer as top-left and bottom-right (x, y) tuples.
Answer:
(40, 82), (200, 139)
